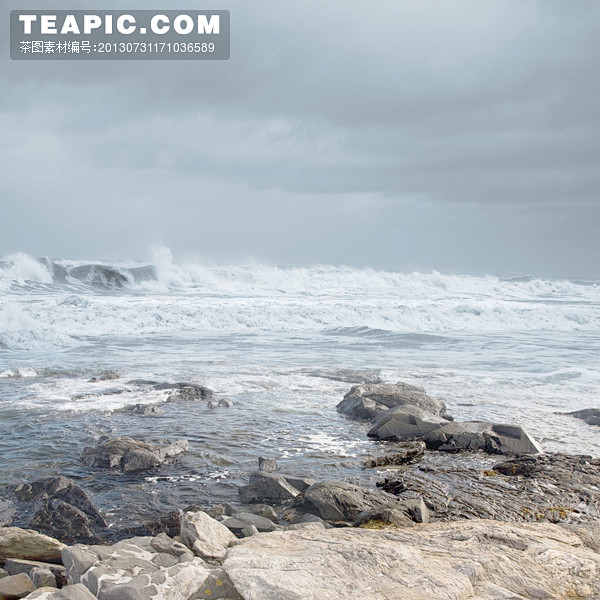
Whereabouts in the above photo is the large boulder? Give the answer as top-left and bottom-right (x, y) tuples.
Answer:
(0, 528), (64, 562)
(222, 520), (600, 599)
(424, 421), (542, 454)
(337, 382), (450, 421)
(301, 481), (419, 524)
(565, 408), (600, 426)
(25, 584), (97, 599)
(0, 477), (107, 543)
(179, 511), (237, 561)
(3, 558), (66, 588)
(62, 534), (210, 600)
(239, 472), (305, 504)
(81, 436), (189, 472)
(367, 405), (447, 441)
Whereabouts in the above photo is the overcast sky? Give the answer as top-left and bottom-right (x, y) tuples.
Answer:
(1, 0), (599, 277)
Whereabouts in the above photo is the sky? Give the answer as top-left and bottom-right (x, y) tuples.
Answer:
(1, 0), (599, 277)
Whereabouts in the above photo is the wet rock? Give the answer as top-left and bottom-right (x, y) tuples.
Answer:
(238, 472), (302, 504)
(367, 406), (447, 441)
(218, 397), (234, 408)
(378, 452), (600, 523)
(0, 570), (6, 580)
(300, 481), (411, 523)
(115, 509), (181, 541)
(161, 382), (213, 401)
(81, 436), (188, 472)
(25, 584), (98, 599)
(222, 520), (600, 599)
(0, 573), (35, 599)
(565, 408), (600, 426)
(424, 421), (542, 454)
(62, 535), (209, 600)
(0, 477), (107, 544)
(337, 382), (450, 421)
(258, 457), (278, 472)
(3, 559), (66, 588)
(365, 441), (426, 467)
(129, 403), (163, 416)
(179, 511), (237, 561)
(87, 371), (119, 382)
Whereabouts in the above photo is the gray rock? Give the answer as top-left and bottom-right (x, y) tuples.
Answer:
(354, 506), (414, 528)
(0, 528), (65, 562)
(337, 382), (450, 421)
(129, 403), (163, 416)
(25, 584), (97, 599)
(238, 472), (301, 504)
(424, 421), (542, 454)
(565, 408), (600, 426)
(258, 457), (278, 473)
(179, 511), (237, 561)
(222, 520), (600, 599)
(3, 559), (66, 588)
(81, 436), (188, 472)
(207, 400), (219, 409)
(0, 569), (7, 580)
(162, 383), (213, 402)
(367, 406), (447, 441)
(88, 371), (119, 382)
(30, 568), (57, 589)
(0, 477), (107, 544)
(0, 573), (35, 599)
(379, 452), (600, 523)
(218, 397), (234, 408)
(240, 526), (259, 538)
(225, 513), (277, 534)
(62, 535), (209, 600)
(301, 481), (402, 523)
(365, 441), (426, 467)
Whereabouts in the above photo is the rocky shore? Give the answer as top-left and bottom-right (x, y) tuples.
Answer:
(1, 381), (599, 599)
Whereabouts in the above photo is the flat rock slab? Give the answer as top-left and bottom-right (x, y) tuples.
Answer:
(424, 421), (542, 454)
(379, 452), (600, 523)
(368, 405), (448, 441)
(223, 520), (600, 600)
(27, 583), (102, 599)
(565, 408), (600, 426)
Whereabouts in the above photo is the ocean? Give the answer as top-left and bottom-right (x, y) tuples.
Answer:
(1, 249), (599, 529)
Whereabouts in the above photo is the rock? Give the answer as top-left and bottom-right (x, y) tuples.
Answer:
(0, 573), (35, 599)
(88, 371), (119, 382)
(0, 478), (107, 544)
(161, 382), (213, 401)
(81, 436), (188, 472)
(355, 506), (414, 528)
(379, 452), (600, 523)
(565, 408), (600, 426)
(367, 406), (448, 441)
(258, 457), (278, 472)
(25, 584), (97, 599)
(30, 568), (56, 589)
(301, 481), (403, 523)
(223, 513), (278, 536)
(207, 400), (218, 409)
(62, 535), (209, 600)
(218, 398), (234, 408)
(3, 559), (66, 588)
(366, 441), (426, 467)
(179, 511), (237, 561)
(115, 509), (181, 540)
(129, 403), (163, 416)
(240, 526), (259, 538)
(238, 472), (302, 504)
(222, 520), (600, 599)
(0, 529), (64, 562)
(337, 382), (451, 421)
(0, 571), (6, 580)
(424, 421), (542, 454)
(205, 504), (234, 520)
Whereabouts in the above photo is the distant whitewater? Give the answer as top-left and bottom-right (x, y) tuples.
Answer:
(1, 249), (599, 527)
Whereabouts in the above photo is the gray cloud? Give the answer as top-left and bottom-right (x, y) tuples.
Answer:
(1, 0), (599, 276)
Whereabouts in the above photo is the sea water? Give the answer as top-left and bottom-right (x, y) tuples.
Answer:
(1, 249), (599, 528)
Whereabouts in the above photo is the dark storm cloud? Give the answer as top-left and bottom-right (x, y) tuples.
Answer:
(1, 0), (599, 276)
